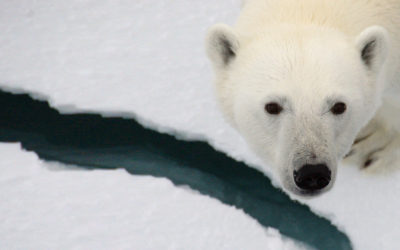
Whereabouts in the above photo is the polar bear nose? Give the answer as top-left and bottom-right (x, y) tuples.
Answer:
(294, 164), (331, 191)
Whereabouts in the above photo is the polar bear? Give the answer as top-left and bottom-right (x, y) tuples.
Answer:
(206, 0), (400, 196)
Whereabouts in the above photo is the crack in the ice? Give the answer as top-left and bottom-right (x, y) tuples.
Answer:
(0, 90), (351, 250)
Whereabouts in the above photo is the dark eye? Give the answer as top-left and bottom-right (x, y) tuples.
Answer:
(265, 102), (283, 115)
(331, 102), (347, 115)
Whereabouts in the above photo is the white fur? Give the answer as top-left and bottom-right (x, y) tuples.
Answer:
(206, 0), (400, 196)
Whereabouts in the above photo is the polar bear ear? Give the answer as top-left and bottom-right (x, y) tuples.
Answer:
(205, 24), (239, 69)
(355, 26), (389, 71)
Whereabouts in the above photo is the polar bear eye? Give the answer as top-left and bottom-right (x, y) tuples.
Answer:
(330, 102), (347, 115)
(265, 102), (283, 115)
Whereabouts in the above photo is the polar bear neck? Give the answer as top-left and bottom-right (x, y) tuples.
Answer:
(236, 0), (400, 39)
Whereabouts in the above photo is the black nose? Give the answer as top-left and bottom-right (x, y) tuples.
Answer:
(294, 164), (331, 191)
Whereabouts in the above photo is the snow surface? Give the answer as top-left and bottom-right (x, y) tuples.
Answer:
(0, 1), (399, 249)
(0, 143), (304, 250)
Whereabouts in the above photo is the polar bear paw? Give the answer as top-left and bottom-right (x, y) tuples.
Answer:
(361, 138), (400, 173)
(344, 121), (400, 172)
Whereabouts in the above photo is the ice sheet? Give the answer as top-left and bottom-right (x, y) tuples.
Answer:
(0, 1), (399, 249)
(0, 0), (255, 165)
(0, 143), (304, 250)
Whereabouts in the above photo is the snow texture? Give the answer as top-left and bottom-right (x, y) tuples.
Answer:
(0, 143), (304, 250)
(0, 1), (398, 249)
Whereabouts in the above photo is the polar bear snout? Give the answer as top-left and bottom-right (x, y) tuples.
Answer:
(294, 164), (331, 192)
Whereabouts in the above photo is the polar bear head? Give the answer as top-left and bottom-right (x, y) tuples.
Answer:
(206, 24), (389, 196)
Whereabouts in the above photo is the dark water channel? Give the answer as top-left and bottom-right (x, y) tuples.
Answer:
(0, 90), (352, 250)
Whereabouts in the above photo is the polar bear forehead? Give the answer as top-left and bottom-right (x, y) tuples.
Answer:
(228, 30), (367, 113)
(232, 30), (364, 95)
